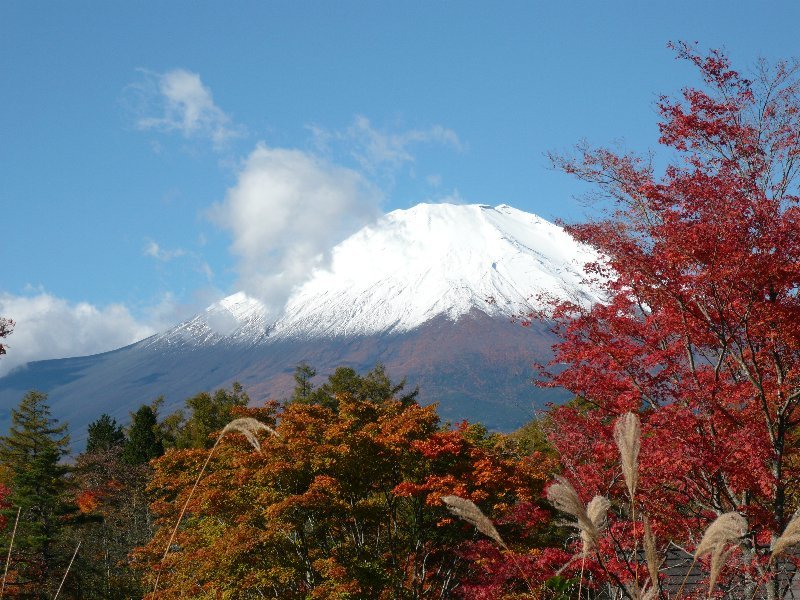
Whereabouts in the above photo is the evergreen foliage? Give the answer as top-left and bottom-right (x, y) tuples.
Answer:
(291, 362), (316, 403)
(162, 383), (250, 450)
(122, 403), (164, 465)
(296, 363), (418, 410)
(85, 414), (125, 453)
(0, 390), (76, 596)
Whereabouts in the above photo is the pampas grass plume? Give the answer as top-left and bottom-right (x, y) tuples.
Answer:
(547, 476), (590, 527)
(675, 512), (746, 600)
(772, 508), (800, 560)
(613, 412), (641, 498)
(708, 541), (734, 595)
(442, 495), (506, 549)
(221, 417), (279, 453)
(547, 477), (610, 555)
(643, 517), (660, 588)
(587, 495), (611, 531)
(694, 512), (747, 558)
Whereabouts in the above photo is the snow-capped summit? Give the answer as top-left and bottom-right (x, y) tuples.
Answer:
(273, 202), (601, 338)
(153, 203), (601, 347)
(148, 291), (269, 349)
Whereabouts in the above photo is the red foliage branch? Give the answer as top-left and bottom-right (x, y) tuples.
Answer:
(540, 44), (800, 596)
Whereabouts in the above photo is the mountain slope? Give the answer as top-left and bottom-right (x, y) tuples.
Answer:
(0, 203), (600, 446)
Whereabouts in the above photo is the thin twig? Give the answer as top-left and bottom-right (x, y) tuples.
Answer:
(152, 418), (277, 597)
(53, 541), (80, 600)
(0, 506), (21, 599)
(152, 437), (220, 597)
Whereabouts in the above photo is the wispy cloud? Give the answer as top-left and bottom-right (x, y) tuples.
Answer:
(209, 143), (383, 316)
(130, 68), (245, 150)
(143, 239), (186, 262)
(143, 239), (214, 282)
(0, 292), (166, 377)
(309, 116), (464, 176)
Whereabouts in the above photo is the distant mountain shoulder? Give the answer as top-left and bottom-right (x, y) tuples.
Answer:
(0, 203), (600, 447)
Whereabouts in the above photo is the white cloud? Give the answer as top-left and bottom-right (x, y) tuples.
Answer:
(209, 143), (383, 315)
(310, 116), (463, 175)
(431, 188), (466, 205)
(133, 69), (245, 150)
(143, 239), (213, 282)
(0, 292), (162, 377)
(426, 174), (443, 187)
(143, 239), (186, 261)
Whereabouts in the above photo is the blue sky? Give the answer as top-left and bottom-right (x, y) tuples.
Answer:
(3, 1), (800, 373)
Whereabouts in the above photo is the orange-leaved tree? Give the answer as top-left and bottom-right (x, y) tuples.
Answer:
(133, 366), (550, 599)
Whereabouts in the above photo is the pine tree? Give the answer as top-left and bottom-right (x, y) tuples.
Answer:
(292, 362), (316, 403)
(85, 414), (125, 453)
(307, 363), (418, 410)
(163, 383), (250, 450)
(0, 390), (75, 597)
(122, 403), (163, 465)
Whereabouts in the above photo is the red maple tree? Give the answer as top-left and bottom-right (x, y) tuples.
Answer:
(538, 43), (800, 597)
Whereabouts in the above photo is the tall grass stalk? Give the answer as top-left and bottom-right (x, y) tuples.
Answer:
(441, 495), (535, 595)
(642, 517), (660, 591)
(771, 508), (800, 563)
(0, 506), (20, 599)
(546, 478), (610, 599)
(152, 418), (277, 597)
(675, 512), (747, 599)
(614, 412), (641, 596)
(707, 542), (732, 597)
(52, 541), (80, 600)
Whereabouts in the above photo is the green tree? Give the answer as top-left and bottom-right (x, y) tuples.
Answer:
(162, 383), (250, 450)
(0, 390), (76, 597)
(304, 363), (418, 410)
(122, 402), (164, 465)
(86, 414), (125, 453)
(291, 362), (316, 403)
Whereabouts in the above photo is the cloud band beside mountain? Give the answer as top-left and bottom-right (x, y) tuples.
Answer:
(0, 292), (162, 377)
(209, 144), (383, 317)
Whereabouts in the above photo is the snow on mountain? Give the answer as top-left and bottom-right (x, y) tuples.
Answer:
(152, 202), (601, 347)
(151, 204), (599, 345)
(145, 291), (270, 349)
(274, 203), (601, 338)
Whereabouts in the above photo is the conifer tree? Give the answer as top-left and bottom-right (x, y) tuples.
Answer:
(122, 404), (163, 465)
(0, 390), (75, 596)
(163, 383), (250, 450)
(85, 414), (125, 453)
(292, 362), (316, 403)
(306, 363), (418, 409)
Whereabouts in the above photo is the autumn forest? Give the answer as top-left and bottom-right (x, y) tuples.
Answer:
(5, 45), (800, 599)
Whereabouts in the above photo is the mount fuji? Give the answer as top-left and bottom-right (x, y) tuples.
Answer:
(0, 203), (602, 447)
